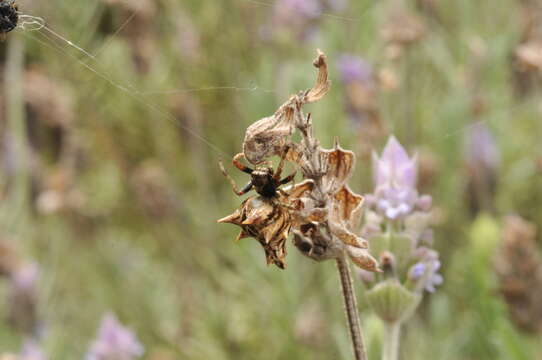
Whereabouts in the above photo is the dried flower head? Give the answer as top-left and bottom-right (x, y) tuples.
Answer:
(219, 50), (379, 272)
(495, 215), (542, 333)
(382, 9), (425, 59)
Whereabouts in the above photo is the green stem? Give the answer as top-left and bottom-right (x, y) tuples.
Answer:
(3, 34), (28, 227)
(336, 255), (367, 360)
(383, 322), (401, 360)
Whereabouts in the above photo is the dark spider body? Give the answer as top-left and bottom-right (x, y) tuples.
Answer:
(218, 149), (313, 269)
(0, 0), (18, 35)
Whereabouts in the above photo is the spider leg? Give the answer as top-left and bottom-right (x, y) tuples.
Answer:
(279, 172), (296, 185)
(273, 145), (290, 181)
(219, 159), (253, 196)
(277, 172), (296, 198)
(232, 153), (253, 174)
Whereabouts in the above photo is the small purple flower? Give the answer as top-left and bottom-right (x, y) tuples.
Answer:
(20, 339), (46, 360)
(409, 248), (443, 293)
(86, 313), (144, 360)
(408, 262), (426, 280)
(337, 55), (374, 85)
(424, 260), (443, 293)
(371, 136), (419, 220)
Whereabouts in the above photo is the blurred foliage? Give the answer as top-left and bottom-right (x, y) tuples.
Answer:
(0, 0), (541, 358)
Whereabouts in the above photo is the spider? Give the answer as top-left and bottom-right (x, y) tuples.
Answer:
(0, 0), (18, 39)
(219, 146), (296, 199)
(218, 147), (313, 269)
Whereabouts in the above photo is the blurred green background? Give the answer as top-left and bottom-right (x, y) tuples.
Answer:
(0, 0), (541, 358)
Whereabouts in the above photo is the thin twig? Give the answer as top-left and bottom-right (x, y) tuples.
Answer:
(336, 255), (367, 360)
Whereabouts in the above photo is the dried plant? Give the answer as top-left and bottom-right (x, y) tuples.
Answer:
(511, 1), (542, 97)
(218, 50), (379, 360)
(495, 215), (542, 333)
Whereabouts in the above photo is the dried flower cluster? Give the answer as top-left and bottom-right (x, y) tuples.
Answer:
(218, 50), (379, 272)
(495, 215), (542, 333)
(359, 136), (441, 323)
(511, 1), (542, 97)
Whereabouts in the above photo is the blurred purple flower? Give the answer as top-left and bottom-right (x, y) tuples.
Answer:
(11, 263), (39, 292)
(424, 260), (443, 293)
(8, 263), (40, 334)
(464, 123), (499, 170)
(20, 339), (46, 360)
(409, 247), (443, 293)
(408, 260), (443, 293)
(337, 55), (373, 84)
(275, 0), (322, 19)
(372, 136), (419, 220)
(86, 313), (144, 360)
(409, 262), (426, 279)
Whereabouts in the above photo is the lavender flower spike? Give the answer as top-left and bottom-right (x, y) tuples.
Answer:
(372, 136), (419, 220)
(86, 313), (144, 360)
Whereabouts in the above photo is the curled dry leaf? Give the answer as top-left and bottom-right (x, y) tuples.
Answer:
(243, 50), (331, 165)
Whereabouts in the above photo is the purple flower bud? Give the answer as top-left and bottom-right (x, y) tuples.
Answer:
(337, 55), (373, 84)
(86, 313), (144, 360)
(370, 136), (421, 220)
(374, 136), (417, 189)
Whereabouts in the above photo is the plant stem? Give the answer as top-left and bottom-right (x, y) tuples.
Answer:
(336, 255), (367, 360)
(3, 34), (28, 228)
(383, 321), (401, 360)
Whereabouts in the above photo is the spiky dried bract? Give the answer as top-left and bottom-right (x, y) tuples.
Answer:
(218, 181), (314, 269)
(292, 141), (379, 272)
